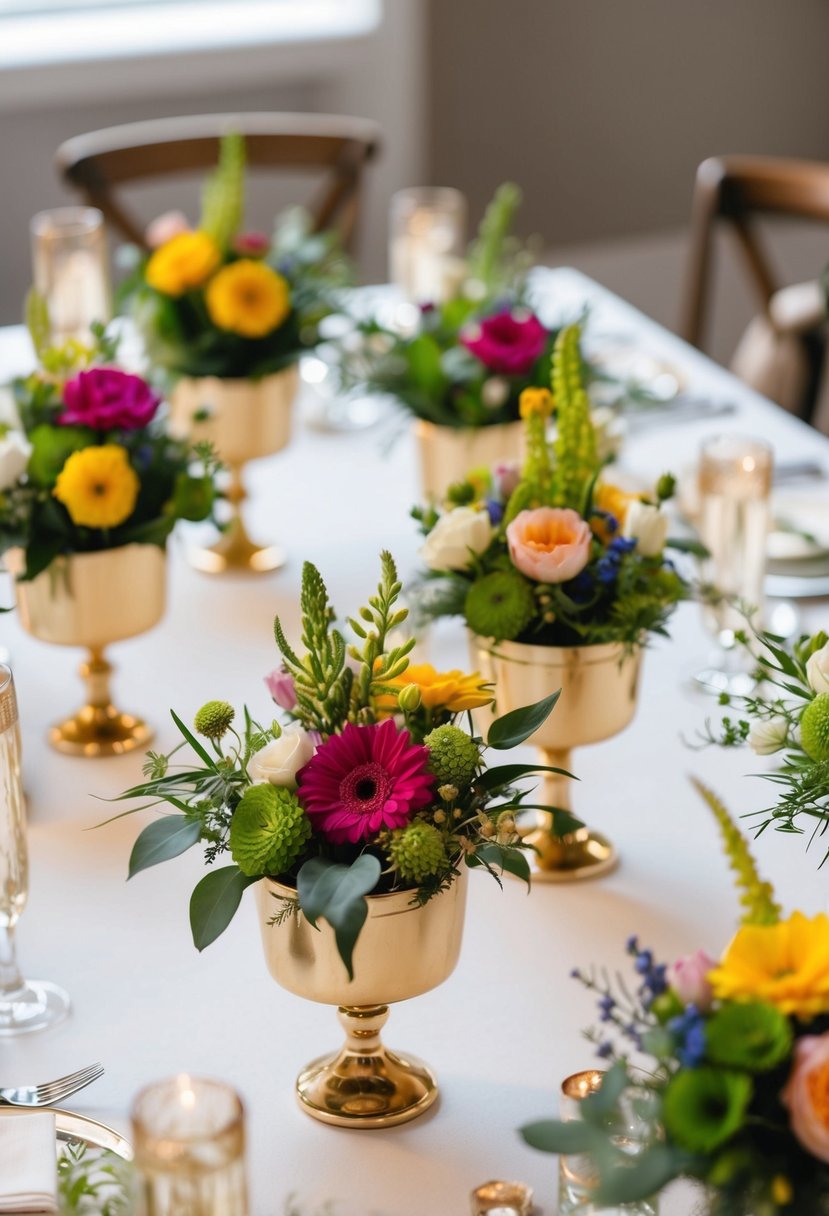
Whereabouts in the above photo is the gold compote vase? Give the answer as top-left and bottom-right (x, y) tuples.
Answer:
(469, 636), (642, 880)
(255, 868), (467, 1128)
(415, 419), (524, 501)
(169, 365), (298, 574)
(6, 543), (166, 756)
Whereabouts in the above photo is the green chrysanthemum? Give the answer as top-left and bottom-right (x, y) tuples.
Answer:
(388, 821), (449, 884)
(801, 694), (829, 762)
(464, 570), (535, 641)
(230, 784), (312, 877)
(662, 1067), (752, 1154)
(193, 700), (235, 740)
(424, 724), (480, 787)
(704, 1002), (792, 1073)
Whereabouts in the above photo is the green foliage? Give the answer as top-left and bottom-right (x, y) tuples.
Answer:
(486, 690), (561, 749)
(128, 815), (201, 879)
(692, 778), (781, 925)
(347, 550), (415, 718)
(25, 289), (52, 363)
(466, 181), (524, 291)
(57, 1141), (133, 1215)
(199, 131), (245, 251)
(297, 854), (382, 979)
(190, 865), (257, 951)
(550, 323), (599, 506)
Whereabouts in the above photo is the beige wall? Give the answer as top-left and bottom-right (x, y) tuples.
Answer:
(429, 0), (829, 245)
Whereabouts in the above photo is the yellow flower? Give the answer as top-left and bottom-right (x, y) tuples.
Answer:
(592, 481), (639, 544)
(709, 912), (829, 1019)
(377, 664), (494, 714)
(519, 387), (553, 419)
(145, 231), (221, 297)
(53, 444), (139, 529)
(771, 1176), (793, 1206)
(205, 260), (291, 338)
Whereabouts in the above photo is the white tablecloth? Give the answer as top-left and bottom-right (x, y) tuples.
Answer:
(2, 269), (828, 1216)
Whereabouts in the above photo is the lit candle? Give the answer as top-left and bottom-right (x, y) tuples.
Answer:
(30, 207), (111, 345)
(389, 187), (467, 305)
(470, 1179), (534, 1215)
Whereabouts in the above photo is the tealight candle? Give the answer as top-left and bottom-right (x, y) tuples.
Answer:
(131, 1075), (248, 1216)
(30, 207), (111, 345)
(389, 187), (467, 304)
(470, 1179), (533, 1215)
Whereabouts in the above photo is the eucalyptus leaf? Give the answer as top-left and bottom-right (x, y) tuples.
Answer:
(190, 866), (257, 951)
(297, 854), (382, 980)
(128, 815), (201, 878)
(474, 842), (531, 886)
(581, 1062), (629, 1122)
(487, 691), (561, 750)
(594, 1144), (682, 1206)
(520, 1117), (595, 1155)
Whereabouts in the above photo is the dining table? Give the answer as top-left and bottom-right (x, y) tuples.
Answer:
(2, 266), (829, 1216)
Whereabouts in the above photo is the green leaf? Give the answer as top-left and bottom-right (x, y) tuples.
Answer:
(170, 709), (218, 770)
(581, 1062), (628, 1122)
(189, 866), (257, 951)
(297, 854), (382, 980)
(128, 815), (201, 878)
(475, 761), (576, 792)
(487, 691), (561, 749)
(594, 1144), (683, 1206)
(475, 842), (531, 886)
(519, 1118), (593, 1155)
(405, 334), (446, 394)
(27, 424), (95, 487)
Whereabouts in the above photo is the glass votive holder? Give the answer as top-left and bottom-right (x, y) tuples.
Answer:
(559, 1070), (658, 1216)
(470, 1179), (533, 1215)
(131, 1075), (248, 1216)
(30, 206), (111, 345)
(389, 186), (467, 305)
(696, 434), (773, 694)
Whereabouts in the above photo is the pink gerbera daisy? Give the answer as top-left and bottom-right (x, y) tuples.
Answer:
(296, 719), (435, 845)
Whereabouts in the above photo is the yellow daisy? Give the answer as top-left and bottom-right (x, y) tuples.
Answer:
(709, 911), (829, 1019)
(53, 445), (140, 529)
(205, 259), (291, 339)
(376, 663), (493, 714)
(145, 231), (221, 297)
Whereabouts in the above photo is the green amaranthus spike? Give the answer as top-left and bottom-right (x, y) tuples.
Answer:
(550, 324), (598, 508)
(24, 289), (51, 363)
(467, 182), (521, 290)
(691, 778), (781, 926)
(200, 131), (245, 251)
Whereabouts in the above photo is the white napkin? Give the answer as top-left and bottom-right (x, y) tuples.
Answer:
(0, 1111), (57, 1213)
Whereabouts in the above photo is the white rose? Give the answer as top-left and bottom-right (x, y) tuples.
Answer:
(807, 642), (829, 694)
(247, 726), (315, 789)
(0, 430), (31, 491)
(748, 716), (789, 756)
(622, 500), (668, 558)
(419, 506), (493, 572)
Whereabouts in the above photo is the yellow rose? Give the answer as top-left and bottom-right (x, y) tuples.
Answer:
(377, 664), (493, 714)
(145, 231), (221, 297)
(709, 911), (829, 1019)
(53, 444), (139, 529)
(592, 481), (640, 545)
(205, 260), (291, 338)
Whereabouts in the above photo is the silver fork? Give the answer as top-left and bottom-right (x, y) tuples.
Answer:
(0, 1063), (104, 1107)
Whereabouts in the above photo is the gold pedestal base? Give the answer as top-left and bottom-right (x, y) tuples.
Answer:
(523, 823), (618, 883)
(295, 1005), (438, 1129)
(190, 465), (285, 575)
(48, 651), (153, 758)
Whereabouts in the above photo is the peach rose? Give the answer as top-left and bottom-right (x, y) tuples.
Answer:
(782, 1033), (829, 1162)
(506, 507), (592, 584)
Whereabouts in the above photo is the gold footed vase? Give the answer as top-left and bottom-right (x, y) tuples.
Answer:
(6, 544), (166, 757)
(169, 366), (298, 575)
(415, 419), (524, 501)
(255, 869), (467, 1128)
(469, 636), (643, 882)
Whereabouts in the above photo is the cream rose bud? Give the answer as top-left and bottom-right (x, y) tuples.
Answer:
(0, 430), (31, 491)
(247, 727), (315, 789)
(622, 500), (669, 558)
(807, 642), (829, 694)
(748, 716), (789, 756)
(419, 507), (493, 572)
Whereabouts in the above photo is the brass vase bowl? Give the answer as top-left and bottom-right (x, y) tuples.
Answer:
(415, 419), (524, 501)
(469, 635), (643, 881)
(255, 868), (468, 1128)
(7, 543), (166, 757)
(169, 365), (298, 574)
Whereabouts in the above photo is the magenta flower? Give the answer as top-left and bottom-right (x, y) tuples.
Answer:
(59, 369), (161, 431)
(462, 310), (548, 376)
(265, 666), (297, 712)
(296, 719), (434, 845)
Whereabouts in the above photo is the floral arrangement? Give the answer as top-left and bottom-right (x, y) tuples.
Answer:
(412, 323), (690, 647)
(520, 781), (829, 1215)
(120, 133), (350, 381)
(699, 625), (829, 858)
(348, 182), (569, 429)
(115, 552), (559, 975)
(0, 307), (217, 581)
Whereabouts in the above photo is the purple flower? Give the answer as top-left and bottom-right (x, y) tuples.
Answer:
(598, 995), (616, 1022)
(486, 499), (505, 526)
(59, 368), (161, 431)
(264, 667), (297, 712)
(461, 310), (548, 376)
(668, 1005), (707, 1068)
(596, 1041), (614, 1060)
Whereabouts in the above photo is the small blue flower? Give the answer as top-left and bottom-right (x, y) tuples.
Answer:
(596, 557), (618, 585)
(609, 536), (637, 557)
(596, 1041), (614, 1060)
(598, 995), (616, 1022)
(634, 950), (654, 975)
(486, 499), (504, 525)
(570, 968), (581, 980)
(626, 935), (639, 954)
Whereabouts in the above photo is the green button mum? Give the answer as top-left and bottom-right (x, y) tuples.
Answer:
(230, 784), (312, 877)
(424, 724), (480, 787)
(662, 1067), (752, 1154)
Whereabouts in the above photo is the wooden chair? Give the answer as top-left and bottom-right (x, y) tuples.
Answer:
(680, 155), (829, 423)
(56, 112), (382, 254)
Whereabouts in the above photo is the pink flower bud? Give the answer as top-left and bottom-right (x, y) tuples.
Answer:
(668, 949), (716, 1012)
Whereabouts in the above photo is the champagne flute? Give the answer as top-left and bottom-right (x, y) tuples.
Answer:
(0, 664), (70, 1034)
